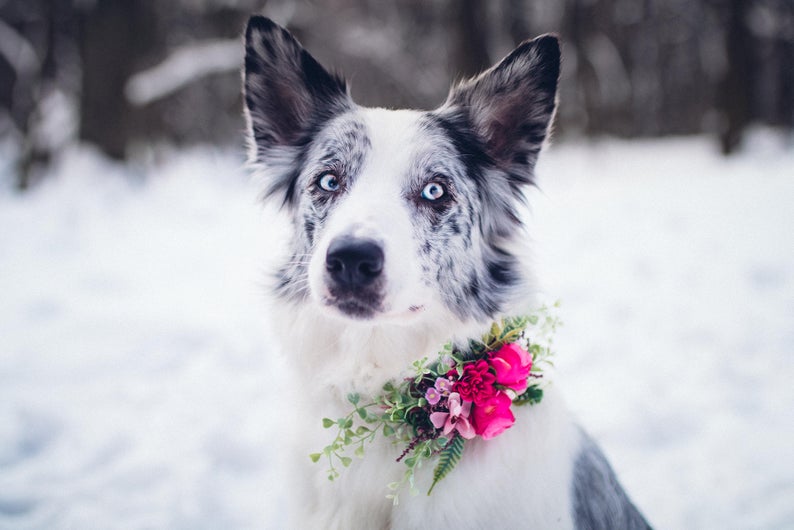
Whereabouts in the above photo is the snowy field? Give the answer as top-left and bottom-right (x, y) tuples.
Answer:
(1, 132), (792, 529)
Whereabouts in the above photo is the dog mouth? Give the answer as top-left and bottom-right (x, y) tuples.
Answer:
(330, 299), (379, 319)
(322, 294), (427, 321)
(322, 291), (383, 320)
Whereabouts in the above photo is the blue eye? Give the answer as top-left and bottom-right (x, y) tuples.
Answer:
(421, 182), (445, 201)
(318, 173), (340, 192)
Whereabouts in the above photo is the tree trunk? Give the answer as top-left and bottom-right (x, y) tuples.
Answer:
(450, 0), (491, 80)
(77, 0), (157, 160)
(719, 0), (751, 155)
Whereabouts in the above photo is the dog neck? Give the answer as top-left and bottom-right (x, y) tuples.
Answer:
(269, 301), (492, 400)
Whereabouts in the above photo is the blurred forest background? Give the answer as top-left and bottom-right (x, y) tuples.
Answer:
(1, 0), (792, 190)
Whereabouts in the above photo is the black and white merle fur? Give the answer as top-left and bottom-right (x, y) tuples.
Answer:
(244, 16), (651, 529)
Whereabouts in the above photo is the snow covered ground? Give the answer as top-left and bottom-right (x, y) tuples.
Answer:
(1, 132), (792, 529)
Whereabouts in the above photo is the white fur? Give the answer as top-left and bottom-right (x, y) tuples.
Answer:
(307, 109), (440, 321)
(263, 108), (584, 529)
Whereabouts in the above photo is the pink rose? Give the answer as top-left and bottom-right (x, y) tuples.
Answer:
(452, 360), (497, 405)
(471, 391), (515, 440)
(489, 343), (532, 394)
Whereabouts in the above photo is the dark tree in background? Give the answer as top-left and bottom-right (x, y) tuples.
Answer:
(452, 0), (491, 79)
(0, 0), (80, 188)
(0, 0), (791, 189)
(719, 0), (753, 154)
(78, 0), (160, 161)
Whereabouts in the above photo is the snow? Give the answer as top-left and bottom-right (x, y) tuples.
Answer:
(0, 19), (39, 77)
(1, 132), (793, 528)
(125, 39), (242, 106)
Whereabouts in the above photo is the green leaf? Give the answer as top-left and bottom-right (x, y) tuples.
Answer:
(489, 321), (500, 339)
(340, 456), (352, 467)
(383, 424), (395, 437)
(309, 453), (322, 463)
(514, 385), (543, 406)
(354, 445), (365, 458)
(428, 435), (465, 495)
(357, 407), (368, 420)
(347, 393), (360, 405)
(322, 418), (335, 428)
(501, 327), (523, 344)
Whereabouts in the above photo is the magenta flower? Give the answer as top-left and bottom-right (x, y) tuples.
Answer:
(454, 360), (497, 405)
(490, 342), (533, 394)
(429, 392), (475, 439)
(471, 391), (515, 440)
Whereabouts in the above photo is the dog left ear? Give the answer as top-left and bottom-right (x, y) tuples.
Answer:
(244, 16), (351, 149)
(443, 35), (560, 186)
(243, 16), (352, 205)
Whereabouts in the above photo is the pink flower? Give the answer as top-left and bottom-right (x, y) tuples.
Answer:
(471, 391), (515, 440)
(453, 360), (497, 405)
(490, 343), (532, 394)
(425, 386), (441, 405)
(435, 377), (454, 395)
(429, 393), (476, 439)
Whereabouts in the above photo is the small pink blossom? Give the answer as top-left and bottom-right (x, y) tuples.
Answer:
(425, 386), (441, 405)
(429, 392), (475, 439)
(435, 377), (454, 395)
(490, 342), (533, 394)
(471, 391), (515, 440)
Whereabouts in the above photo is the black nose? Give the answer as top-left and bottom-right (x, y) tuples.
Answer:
(325, 237), (384, 289)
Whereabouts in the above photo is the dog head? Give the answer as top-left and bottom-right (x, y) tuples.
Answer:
(244, 16), (559, 324)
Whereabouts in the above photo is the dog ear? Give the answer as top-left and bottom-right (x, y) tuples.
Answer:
(442, 35), (560, 188)
(244, 16), (352, 202)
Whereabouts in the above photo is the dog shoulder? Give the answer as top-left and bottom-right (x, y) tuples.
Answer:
(571, 430), (653, 530)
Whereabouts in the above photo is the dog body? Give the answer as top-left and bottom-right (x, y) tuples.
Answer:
(244, 16), (650, 529)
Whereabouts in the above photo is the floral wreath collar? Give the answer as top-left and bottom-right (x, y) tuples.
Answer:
(311, 306), (560, 503)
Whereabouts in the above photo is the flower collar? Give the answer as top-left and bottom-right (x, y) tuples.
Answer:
(311, 308), (559, 502)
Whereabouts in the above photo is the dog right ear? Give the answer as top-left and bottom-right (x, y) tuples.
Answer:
(244, 16), (352, 203)
(440, 35), (560, 191)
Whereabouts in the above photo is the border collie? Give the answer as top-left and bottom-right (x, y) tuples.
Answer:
(243, 16), (651, 529)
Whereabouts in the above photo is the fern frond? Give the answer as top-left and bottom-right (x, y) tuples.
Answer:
(427, 435), (465, 494)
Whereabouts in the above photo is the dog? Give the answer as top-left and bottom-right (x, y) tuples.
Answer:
(243, 16), (651, 529)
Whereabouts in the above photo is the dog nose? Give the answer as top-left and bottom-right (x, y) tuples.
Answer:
(325, 237), (384, 288)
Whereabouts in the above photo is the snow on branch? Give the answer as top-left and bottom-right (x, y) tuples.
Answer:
(0, 19), (40, 77)
(125, 38), (241, 106)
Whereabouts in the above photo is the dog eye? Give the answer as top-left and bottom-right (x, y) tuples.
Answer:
(421, 182), (446, 201)
(317, 173), (341, 192)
